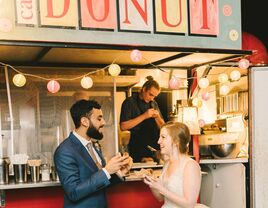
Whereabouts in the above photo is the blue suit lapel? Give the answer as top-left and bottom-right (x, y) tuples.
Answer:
(69, 133), (100, 170)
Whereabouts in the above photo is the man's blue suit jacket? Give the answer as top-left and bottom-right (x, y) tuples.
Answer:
(54, 132), (122, 208)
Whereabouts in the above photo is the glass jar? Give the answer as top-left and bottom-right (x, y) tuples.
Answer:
(40, 164), (50, 182)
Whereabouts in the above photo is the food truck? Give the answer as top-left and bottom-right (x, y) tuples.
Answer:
(0, 0), (267, 207)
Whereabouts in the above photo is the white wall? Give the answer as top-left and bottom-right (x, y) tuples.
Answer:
(251, 67), (268, 208)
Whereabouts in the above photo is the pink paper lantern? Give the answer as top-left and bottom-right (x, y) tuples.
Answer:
(168, 77), (180, 89)
(0, 18), (12, 32)
(198, 119), (205, 127)
(130, 49), (142, 62)
(201, 92), (210, 101)
(238, 59), (250, 69)
(47, 80), (60, 93)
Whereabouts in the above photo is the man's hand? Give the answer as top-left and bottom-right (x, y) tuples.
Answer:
(120, 153), (133, 176)
(105, 153), (130, 175)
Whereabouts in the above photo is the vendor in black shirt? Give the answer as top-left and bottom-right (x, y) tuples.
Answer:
(120, 76), (165, 162)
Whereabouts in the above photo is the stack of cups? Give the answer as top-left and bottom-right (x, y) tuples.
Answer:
(10, 154), (29, 183)
(28, 159), (41, 183)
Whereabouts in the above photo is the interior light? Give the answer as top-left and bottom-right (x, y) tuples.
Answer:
(230, 70), (241, 81)
(47, 80), (60, 93)
(220, 85), (230, 95)
(130, 49), (142, 62)
(108, 64), (121, 76)
(218, 73), (229, 83)
(81, 76), (93, 89)
(13, 73), (26, 87)
(198, 78), (209, 89)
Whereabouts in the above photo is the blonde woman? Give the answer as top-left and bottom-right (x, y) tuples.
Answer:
(144, 122), (208, 208)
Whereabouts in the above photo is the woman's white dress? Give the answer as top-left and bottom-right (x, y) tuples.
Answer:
(160, 157), (209, 208)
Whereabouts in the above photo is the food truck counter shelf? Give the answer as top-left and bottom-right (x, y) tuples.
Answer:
(0, 181), (61, 190)
(200, 158), (248, 164)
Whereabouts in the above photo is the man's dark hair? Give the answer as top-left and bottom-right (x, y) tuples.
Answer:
(70, 99), (101, 128)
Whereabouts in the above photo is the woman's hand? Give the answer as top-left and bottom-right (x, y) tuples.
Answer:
(143, 175), (165, 194)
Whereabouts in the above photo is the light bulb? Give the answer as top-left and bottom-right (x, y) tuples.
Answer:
(218, 73), (228, 83)
(192, 98), (199, 107)
(13, 74), (26, 87)
(198, 78), (209, 89)
(238, 59), (250, 69)
(220, 85), (230, 95)
(81, 76), (93, 89)
(201, 92), (210, 101)
(230, 70), (241, 81)
(130, 49), (142, 62)
(47, 80), (60, 93)
(168, 77), (180, 89)
(108, 64), (121, 76)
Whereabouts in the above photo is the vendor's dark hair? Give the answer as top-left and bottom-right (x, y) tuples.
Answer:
(70, 99), (101, 128)
(161, 121), (190, 154)
(142, 76), (160, 91)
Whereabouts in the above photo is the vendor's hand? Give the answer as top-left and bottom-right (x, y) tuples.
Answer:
(144, 108), (156, 119)
(143, 175), (165, 194)
(105, 153), (130, 175)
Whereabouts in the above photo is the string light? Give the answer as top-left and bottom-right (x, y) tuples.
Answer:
(230, 70), (241, 81)
(218, 73), (229, 83)
(201, 92), (210, 101)
(108, 64), (121, 76)
(130, 49), (142, 62)
(81, 76), (93, 89)
(238, 59), (250, 69)
(220, 84), (230, 95)
(13, 73), (26, 87)
(169, 76), (180, 89)
(198, 77), (209, 89)
(47, 80), (60, 93)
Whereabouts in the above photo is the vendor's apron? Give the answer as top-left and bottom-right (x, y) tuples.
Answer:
(128, 96), (160, 162)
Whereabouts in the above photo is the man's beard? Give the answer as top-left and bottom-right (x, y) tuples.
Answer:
(86, 125), (104, 140)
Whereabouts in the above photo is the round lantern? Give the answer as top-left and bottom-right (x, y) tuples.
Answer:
(108, 64), (121, 76)
(192, 98), (199, 107)
(218, 73), (228, 83)
(81, 76), (93, 89)
(238, 59), (250, 69)
(168, 77), (180, 90)
(13, 73), (26, 87)
(130, 49), (142, 62)
(198, 119), (206, 128)
(198, 78), (209, 89)
(220, 85), (230, 95)
(47, 80), (60, 93)
(230, 70), (241, 81)
(242, 32), (268, 65)
(201, 92), (210, 101)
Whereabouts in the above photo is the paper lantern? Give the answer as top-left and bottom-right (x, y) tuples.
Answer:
(201, 92), (210, 101)
(220, 85), (230, 95)
(81, 76), (93, 89)
(238, 59), (250, 69)
(192, 98), (199, 107)
(130, 49), (142, 62)
(242, 32), (268, 65)
(230, 70), (241, 81)
(13, 74), (26, 87)
(168, 77), (180, 89)
(108, 64), (121, 76)
(198, 78), (209, 89)
(47, 80), (60, 93)
(218, 73), (228, 83)
(198, 119), (205, 128)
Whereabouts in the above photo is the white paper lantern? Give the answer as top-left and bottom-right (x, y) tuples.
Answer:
(81, 76), (93, 89)
(108, 64), (121, 76)
(220, 85), (230, 95)
(198, 78), (209, 89)
(13, 73), (26, 87)
(218, 73), (228, 83)
(230, 70), (241, 81)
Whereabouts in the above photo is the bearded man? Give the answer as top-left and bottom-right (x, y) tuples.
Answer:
(54, 99), (132, 208)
